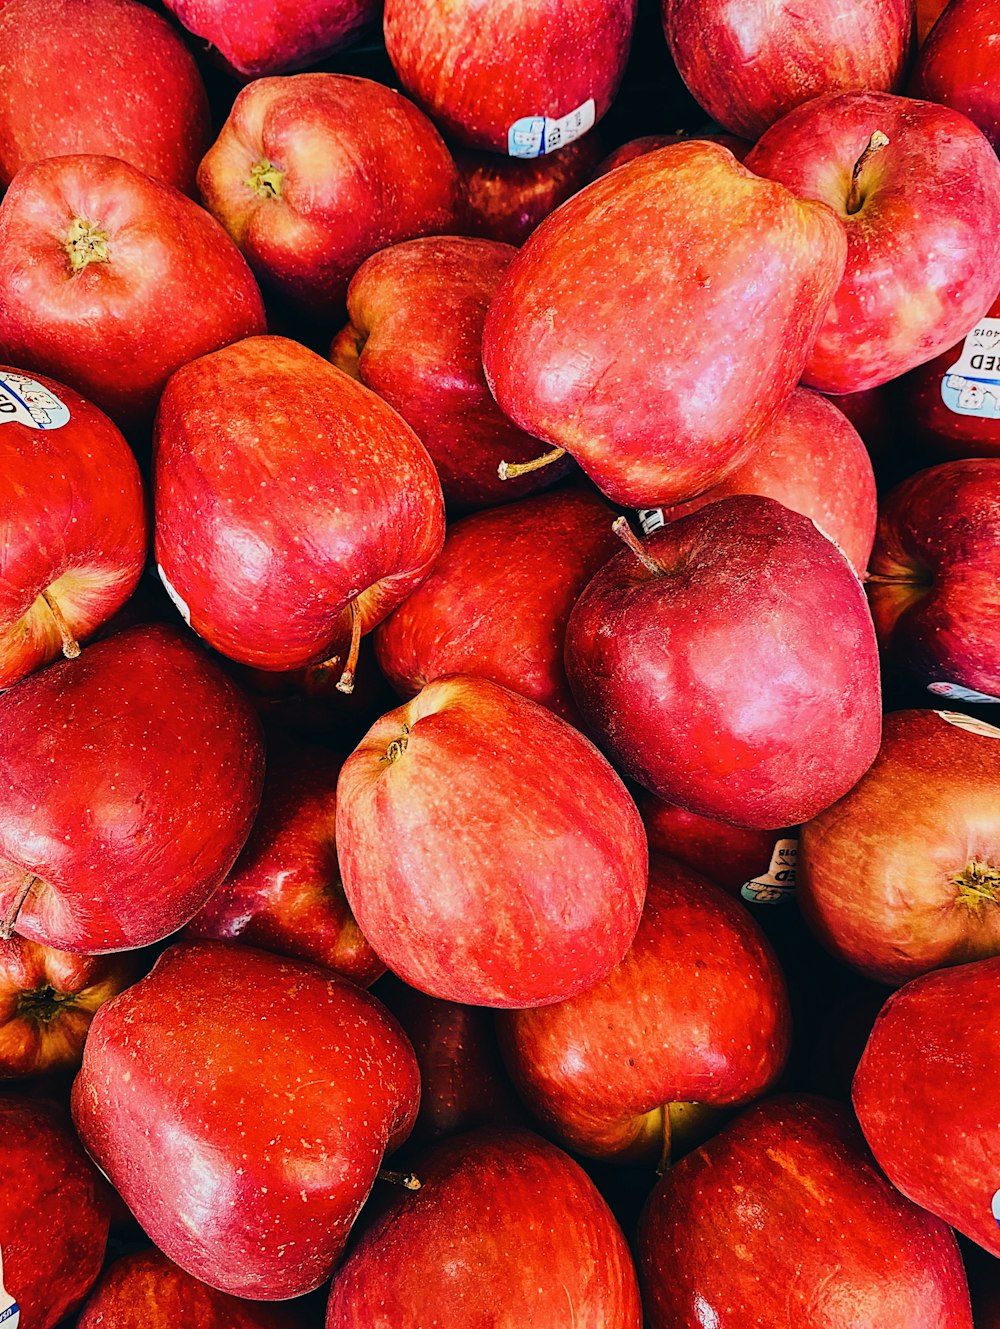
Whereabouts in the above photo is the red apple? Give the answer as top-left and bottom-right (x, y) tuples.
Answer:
(565, 496), (882, 828)
(72, 941), (421, 1299)
(154, 335), (445, 675)
(184, 741), (384, 987)
(336, 675), (648, 1007)
(594, 130), (751, 176)
(854, 955), (1000, 1258)
(919, 0), (949, 41)
(746, 92), (1000, 394)
(325, 1128), (642, 1328)
(329, 236), (569, 510)
(799, 708), (1000, 984)
(639, 1096), (973, 1329)
(374, 489), (619, 723)
(197, 74), (459, 313)
(483, 141), (847, 508)
(383, 0), (636, 154)
(0, 154), (265, 432)
(910, 0), (1000, 149)
(825, 383), (900, 478)
(663, 0), (915, 139)
(0, 624), (264, 953)
(0, 368), (147, 689)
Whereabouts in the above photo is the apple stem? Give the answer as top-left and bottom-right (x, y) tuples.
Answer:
(0, 872), (37, 940)
(335, 600), (362, 695)
(376, 1167), (421, 1191)
(846, 131), (890, 215)
(612, 516), (666, 575)
(864, 572), (916, 585)
(497, 447), (566, 482)
(656, 1106), (672, 1177)
(40, 590), (81, 659)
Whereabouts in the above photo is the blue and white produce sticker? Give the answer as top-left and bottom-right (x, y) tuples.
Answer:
(0, 1247), (20, 1327)
(941, 318), (1000, 419)
(741, 838), (798, 906)
(993, 1188), (1000, 1226)
(928, 681), (1000, 705)
(0, 373), (69, 430)
(507, 98), (595, 158)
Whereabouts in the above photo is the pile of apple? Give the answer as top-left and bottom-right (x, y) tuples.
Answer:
(2, 0), (1000, 1325)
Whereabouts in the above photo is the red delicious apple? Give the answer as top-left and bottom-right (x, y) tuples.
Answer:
(0, 369), (147, 690)
(197, 75), (459, 313)
(663, 0), (915, 139)
(329, 237), (569, 510)
(798, 708), (1000, 984)
(746, 92), (1000, 394)
(325, 1128), (642, 1328)
(72, 941), (421, 1299)
(0, 154), (265, 432)
(497, 855), (790, 1163)
(854, 955), (1000, 1258)
(374, 489), (619, 723)
(639, 1096), (973, 1329)
(867, 460), (1000, 698)
(910, 0), (1000, 149)
(184, 741), (384, 987)
(1, 1096), (112, 1329)
(0, 624), (264, 953)
(383, 0), (636, 154)
(336, 675), (648, 1007)
(154, 335), (445, 677)
(565, 496), (882, 828)
(483, 141), (847, 508)
(594, 130), (751, 176)
(0, 0), (210, 194)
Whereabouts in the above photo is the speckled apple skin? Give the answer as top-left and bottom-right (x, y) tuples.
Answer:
(325, 1128), (643, 1328)
(910, 0), (1000, 149)
(336, 675), (648, 1008)
(636, 791), (778, 896)
(71, 941), (421, 1300)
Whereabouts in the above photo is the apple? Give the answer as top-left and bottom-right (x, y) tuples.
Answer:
(0, 623), (264, 953)
(910, 0), (1000, 150)
(336, 675), (648, 1008)
(854, 955), (1000, 1258)
(0, 368), (147, 690)
(565, 496), (882, 829)
(638, 1096), (973, 1329)
(0, 154), (265, 433)
(184, 740), (384, 987)
(482, 140), (847, 508)
(594, 130), (751, 176)
(918, 0), (949, 41)
(825, 383), (901, 482)
(0, 1096), (112, 1329)
(197, 74), (460, 313)
(329, 236), (570, 510)
(798, 708), (1000, 985)
(745, 92), (1000, 395)
(374, 488), (619, 723)
(72, 941), (421, 1299)
(0, 0), (210, 194)
(663, 0), (915, 139)
(325, 1128), (642, 1327)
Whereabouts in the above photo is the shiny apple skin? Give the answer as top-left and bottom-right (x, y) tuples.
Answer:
(325, 1128), (642, 1329)
(336, 675), (648, 1008)
(639, 1096), (972, 1329)
(0, 624), (264, 953)
(637, 791), (780, 895)
(746, 92), (1000, 395)
(72, 941), (421, 1299)
(594, 130), (750, 175)
(374, 489), (619, 723)
(910, 0), (1000, 149)
(483, 141), (847, 508)
(154, 334), (445, 671)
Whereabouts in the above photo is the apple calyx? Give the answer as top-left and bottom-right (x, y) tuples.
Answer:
(336, 600), (362, 695)
(612, 515), (666, 576)
(376, 1167), (422, 1191)
(247, 158), (284, 200)
(65, 216), (111, 273)
(0, 871), (38, 939)
(40, 589), (81, 659)
(955, 860), (1000, 909)
(846, 131), (890, 216)
(381, 723), (411, 765)
(497, 447), (566, 481)
(16, 983), (78, 1024)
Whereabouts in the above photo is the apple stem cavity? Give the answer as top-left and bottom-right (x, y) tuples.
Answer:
(376, 1167), (421, 1191)
(65, 216), (111, 273)
(656, 1105), (672, 1176)
(41, 589), (81, 659)
(612, 516), (666, 576)
(846, 131), (890, 215)
(497, 447), (566, 482)
(0, 872), (38, 939)
(955, 860), (1000, 908)
(247, 158), (284, 200)
(335, 600), (362, 695)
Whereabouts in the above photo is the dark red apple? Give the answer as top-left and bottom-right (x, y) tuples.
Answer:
(919, 0), (949, 41)
(910, 0), (1000, 150)
(0, 624), (264, 953)
(336, 675), (648, 1007)
(594, 130), (751, 176)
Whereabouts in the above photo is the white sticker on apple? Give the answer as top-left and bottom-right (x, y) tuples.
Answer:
(157, 564), (192, 628)
(0, 373), (69, 431)
(941, 318), (1000, 419)
(636, 508), (665, 535)
(992, 1187), (1000, 1226)
(507, 98), (595, 158)
(928, 681), (1000, 705)
(936, 711), (1000, 741)
(0, 1246), (20, 1327)
(741, 838), (798, 906)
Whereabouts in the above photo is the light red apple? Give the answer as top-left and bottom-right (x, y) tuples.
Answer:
(910, 0), (1000, 149)
(594, 130), (751, 176)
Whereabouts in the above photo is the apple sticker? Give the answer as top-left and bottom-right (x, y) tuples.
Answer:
(507, 98), (595, 157)
(0, 1246), (19, 1328)
(741, 838), (798, 905)
(941, 318), (1000, 419)
(928, 681), (1000, 705)
(992, 1187), (1000, 1227)
(0, 373), (69, 431)
(156, 563), (192, 628)
(936, 711), (1000, 741)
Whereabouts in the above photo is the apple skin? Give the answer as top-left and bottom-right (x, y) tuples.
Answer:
(0, 154), (265, 432)
(565, 496), (882, 829)
(918, 0), (949, 41)
(497, 856), (790, 1164)
(0, 0), (210, 194)
(329, 237), (569, 510)
(636, 791), (783, 897)
(867, 460), (1000, 697)
(798, 708), (1000, 985)
(325, 1128), (642, 1328)
(154, 334), (446, 671)
(184, 741), (384, 987)
(594, 131), (750, 176)
(197, 74), (460, 313)
(746, 92), (1000, 395)
(71, 941), (421, 1299)
(910, 0), (1000, 150)
(483, 141), (847, 508)
(336, 675), (648, 1008)
(0, 368), (147, 690)
(374, 489), (619, 724)
(383, 0), (636, 154)
(0, 623), (265, 953)
(638, 1096), (973, 1329)
(663, 0), (914, 139)
(1, 1096), (112, 1329)
(854, 956), (1000, 1258)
